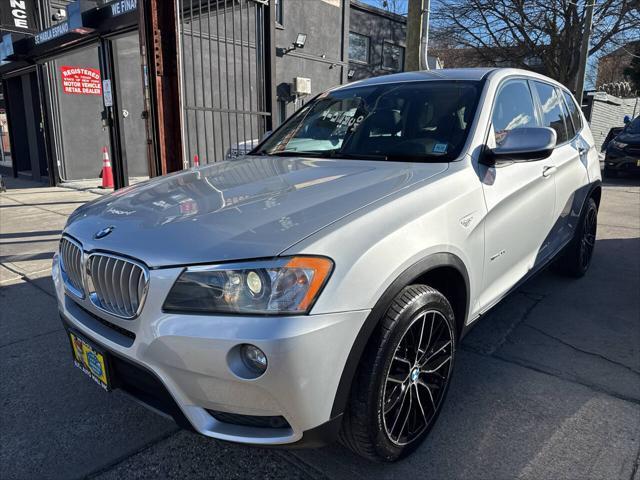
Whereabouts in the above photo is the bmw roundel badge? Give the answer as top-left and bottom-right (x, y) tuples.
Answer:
(94, 226), (115, 239)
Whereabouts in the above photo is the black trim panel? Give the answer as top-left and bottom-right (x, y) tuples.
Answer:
(266, 414), (344, 449)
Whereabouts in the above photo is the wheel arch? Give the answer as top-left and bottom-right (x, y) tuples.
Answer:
(590, 181), (602, 209)
(330, 252), (470, 419)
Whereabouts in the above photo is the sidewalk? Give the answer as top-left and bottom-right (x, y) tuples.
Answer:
(0, 177), (100, 290)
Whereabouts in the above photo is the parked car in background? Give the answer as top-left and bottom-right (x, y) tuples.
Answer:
(226, 138), (259, 160)
(603, 116), (640, 177)
(600, 126), (624, 152)
(53, 68), (601, 462)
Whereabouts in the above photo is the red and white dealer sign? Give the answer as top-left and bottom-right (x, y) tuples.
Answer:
(60, 66), (102, 95)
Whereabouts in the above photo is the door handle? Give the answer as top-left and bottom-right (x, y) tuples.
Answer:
(542, 166), (557, 177)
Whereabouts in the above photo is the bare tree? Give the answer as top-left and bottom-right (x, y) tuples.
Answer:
(374, 0), (408, 15)
(431, 0), (640, 90)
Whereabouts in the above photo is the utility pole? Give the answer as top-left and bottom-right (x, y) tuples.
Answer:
(575, 0), (594, 106)
(406, 0), (424, 71)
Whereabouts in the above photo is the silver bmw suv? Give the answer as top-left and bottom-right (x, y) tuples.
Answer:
(54, 68), (601, 461)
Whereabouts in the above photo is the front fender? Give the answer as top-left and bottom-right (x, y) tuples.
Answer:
(328, 252), (470, 418)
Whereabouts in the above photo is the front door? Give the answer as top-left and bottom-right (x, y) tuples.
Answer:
(479, 78), (557, 310)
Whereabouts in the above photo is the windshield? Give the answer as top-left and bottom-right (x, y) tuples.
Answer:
(624, 117), (640, 134)
(254, 80), (481, 162)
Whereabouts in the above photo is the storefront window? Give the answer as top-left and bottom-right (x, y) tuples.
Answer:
(0, 108), (11, 169)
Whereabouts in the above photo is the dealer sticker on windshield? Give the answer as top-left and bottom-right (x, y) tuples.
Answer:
(432, 143), (448, 154)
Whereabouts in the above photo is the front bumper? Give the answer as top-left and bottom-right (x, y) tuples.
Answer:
(53, 256), (369, 446)
(604, 151), (640, 172)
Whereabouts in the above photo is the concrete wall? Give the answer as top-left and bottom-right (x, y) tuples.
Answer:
(275, 0), (347, 121)
(586, 92), (640, 150)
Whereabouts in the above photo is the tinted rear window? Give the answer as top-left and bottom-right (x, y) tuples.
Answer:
(534, 82), (569, 144)
(562, 90), (583, 136)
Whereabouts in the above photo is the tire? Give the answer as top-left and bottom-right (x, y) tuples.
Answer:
(339, 285), (456, 462)
(603, 167), (617, 178)
(554, 197), (598, 277)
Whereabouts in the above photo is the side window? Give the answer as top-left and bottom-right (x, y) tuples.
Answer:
(534, 82), (569, 144)
(562, 90), (583, 135)
(557, 88), (575, 139)
(491, 80), (538, 146)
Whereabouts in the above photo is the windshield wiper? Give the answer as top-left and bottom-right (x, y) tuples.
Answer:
(254, 150), (445, 162)
(255, 150), (332, 158)
(335, 153), (389, 160)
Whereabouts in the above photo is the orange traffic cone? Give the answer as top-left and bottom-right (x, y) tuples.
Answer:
(193, 154), (200, 167)
(100, 146), (114, 189)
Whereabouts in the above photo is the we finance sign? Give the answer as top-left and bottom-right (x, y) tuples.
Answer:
(1, 0), (37, 32)
(60, 66), (102, 96)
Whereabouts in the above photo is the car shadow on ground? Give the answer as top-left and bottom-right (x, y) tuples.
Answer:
(601, 172), (640, 187)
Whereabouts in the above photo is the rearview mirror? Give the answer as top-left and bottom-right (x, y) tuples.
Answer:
(483, 127), (557, 165)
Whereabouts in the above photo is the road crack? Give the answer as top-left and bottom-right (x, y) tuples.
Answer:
(522, 323), (640, 377)
(482, 292), (547, 355)
(461, 348), (640, 406)
(84, 429), (181, 479)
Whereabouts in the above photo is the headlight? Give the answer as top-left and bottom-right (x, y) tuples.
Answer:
(611, 140), (628, 149)
(163, 256), (333, 315)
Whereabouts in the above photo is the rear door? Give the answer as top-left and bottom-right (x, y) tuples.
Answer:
(531, 82), (590, 254)
(479, 78), (557, 310)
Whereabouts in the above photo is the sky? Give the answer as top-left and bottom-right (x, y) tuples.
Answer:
(356, 0), (599, 89)
(359, 0), (408, 15)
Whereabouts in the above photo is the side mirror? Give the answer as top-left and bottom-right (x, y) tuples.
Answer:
(482, 127), (557, 165)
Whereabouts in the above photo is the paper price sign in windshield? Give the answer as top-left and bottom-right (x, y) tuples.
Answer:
(60, 66), (102, 96)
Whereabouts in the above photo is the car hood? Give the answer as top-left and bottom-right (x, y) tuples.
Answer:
(615, 132), (640, 145)
(65, 156), (447, 267)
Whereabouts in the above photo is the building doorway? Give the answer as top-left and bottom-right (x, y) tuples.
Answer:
(2, 70), (49, 182)
(111, 31), (151, 186)
(49, 44), (112, 184)
(47, 32), (150, 190)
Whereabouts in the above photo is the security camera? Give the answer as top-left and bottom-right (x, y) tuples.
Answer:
(52, 9), (67, 22)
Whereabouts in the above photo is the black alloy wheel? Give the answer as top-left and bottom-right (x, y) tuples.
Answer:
(382, 310), (454, 446)
(340, 285), (457, 462)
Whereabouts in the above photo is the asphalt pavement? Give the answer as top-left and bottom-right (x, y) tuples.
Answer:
(1, 174), (639, 480)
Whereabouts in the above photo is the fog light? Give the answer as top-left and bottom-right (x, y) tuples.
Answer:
(241, 344), (267, 374)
